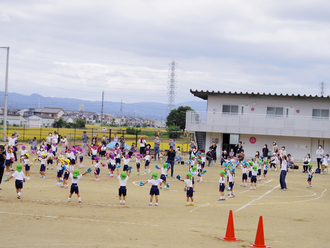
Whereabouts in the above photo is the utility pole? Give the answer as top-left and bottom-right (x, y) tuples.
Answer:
(119, 100), (122, 127)
(101, 91), (104, 124)
(0, 47), (9, 142)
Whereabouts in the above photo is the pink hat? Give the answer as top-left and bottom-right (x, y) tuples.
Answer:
(95, 156), (100, 160)
(22, 145), (26, 149)
(110, 155), (115, 159)
(53, 143), (56, 146)
(125, 154), (129, 158)
(49, 149), (53, 153)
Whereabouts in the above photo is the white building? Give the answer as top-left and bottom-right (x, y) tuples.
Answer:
(0, 114), (26, 126)
(27, 115), (55, 127)
(34, 107), (65, 118)
(186, 90), (330, 161)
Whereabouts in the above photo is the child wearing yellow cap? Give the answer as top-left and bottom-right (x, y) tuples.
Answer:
(40, 153), (47, 179)
(5, 148), (14, 176)
(142, 172), (164, 206)
(67, 169), (88, 203)
(218, 170), (226, 201)
(177, 173), (194, 206)
(117, 170), (130, 205)
(61, 159), (71, 188)
(6, 164), (25, 199)
(23, 154), (31, 180)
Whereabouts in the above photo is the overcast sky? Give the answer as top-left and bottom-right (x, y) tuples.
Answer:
(0, 0), (330, 106)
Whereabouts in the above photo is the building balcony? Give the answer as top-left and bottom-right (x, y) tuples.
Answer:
(185, 111), (330, 138)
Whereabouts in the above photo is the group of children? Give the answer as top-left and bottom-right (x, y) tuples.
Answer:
(2, 137), (322, 206)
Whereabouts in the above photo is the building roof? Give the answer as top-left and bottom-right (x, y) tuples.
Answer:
(190, 89), (330, 101)
(34, 107), (65, 114)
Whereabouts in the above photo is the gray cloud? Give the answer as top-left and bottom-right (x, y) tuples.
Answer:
(0, 0), (330, 106)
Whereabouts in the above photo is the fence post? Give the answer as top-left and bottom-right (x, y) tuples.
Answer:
(135, 130), (138, 146)
(39, 126), (42, 142)
(92, 128), (94, 136)
(74, 127), (76, 145)
(109, 129), (111, 142)
(23, 125), (25, 142)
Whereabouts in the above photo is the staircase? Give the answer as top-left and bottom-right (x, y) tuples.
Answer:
(195, 132), (206, 151)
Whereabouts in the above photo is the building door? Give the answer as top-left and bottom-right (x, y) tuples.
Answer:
(222, 133), (240, 155)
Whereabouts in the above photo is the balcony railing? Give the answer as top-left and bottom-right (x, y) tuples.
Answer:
(186, 111), (330, 137)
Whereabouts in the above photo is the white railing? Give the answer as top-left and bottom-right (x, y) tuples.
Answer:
(186, 111), (330, 137)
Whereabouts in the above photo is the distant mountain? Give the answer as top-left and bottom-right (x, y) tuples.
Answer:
(0, 91), (207, 119)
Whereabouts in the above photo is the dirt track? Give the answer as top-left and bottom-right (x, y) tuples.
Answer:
(0, 156), (329, 248)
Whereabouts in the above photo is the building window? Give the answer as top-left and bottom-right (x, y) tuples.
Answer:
(267, 107), (283, 116)
(222, 105), (239, 115)
(312, 109), (329, 119)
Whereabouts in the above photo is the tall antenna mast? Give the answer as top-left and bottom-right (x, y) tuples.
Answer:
(100, 91), (104, 124)
(319, 81), (326, 96)
(166, 60), (177, 116)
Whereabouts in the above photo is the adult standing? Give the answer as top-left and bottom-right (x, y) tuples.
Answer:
(168, 139), (176, 149)
(211, 141), (217, 165)
(61, 136), (68, 152)
(119, 136), (126, 150)
(91, 135), (98, 146)
(0, 145), (6, 190)
(280, 154), (288, 190)
(81, 131), (89, 156)
(52, 131), (59, 145)
(189, 140), (197, 158)
(262, 144), (269, 160)
(167, 146), (176, 177)
(154, 135), (161, 161)
(138, 136), (146, 155)
(316, 145), (324, 170)
(235, 141), (243, 156)
(113, 134), (118, 142)
(29, 137), (38, 152)
(3, 132), (22, 162)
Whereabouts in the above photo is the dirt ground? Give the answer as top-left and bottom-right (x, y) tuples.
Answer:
(0, 154), (329, 248)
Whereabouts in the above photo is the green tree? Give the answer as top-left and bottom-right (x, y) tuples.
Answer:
(56, 118), (65, 128)
(75, 119), (86, 128)
(166, 106), (194, 130)
(166, 125), (181, 139)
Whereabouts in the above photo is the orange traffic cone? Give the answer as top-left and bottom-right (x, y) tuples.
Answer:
(220, 210), (240, 241)
(249, 216), (271, 248)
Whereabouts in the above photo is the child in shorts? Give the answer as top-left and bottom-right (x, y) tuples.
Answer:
(218, 170), (226, 201)
(61, 159), (71, 188)
(123, 154), (131, 172)
(6, 164), (25, 199)
(23, 154), (30, 180)
(241, 163), (248, 187)
(67, 169), (88, 203)
(117, 170), (130, 205)
(94, 156), (101, 181)
(157, 163), (169, 190)
(177, 173), (194, 206)
(136, 155), (141, 175)
(142, 172), (164, 206)
(307, 164), (314, 188)
(144, 151), (151, 173)
(250, 165), (258, 190)
(40, 153), (47, 178)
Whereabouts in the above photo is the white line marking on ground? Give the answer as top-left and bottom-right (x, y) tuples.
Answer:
(235, 185), (280, 212)
(0, 211), (158, 227)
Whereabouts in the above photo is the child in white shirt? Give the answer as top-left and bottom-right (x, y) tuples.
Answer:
(47, 149), (54, 170)
(7, 164), (25, 199)
(144, 151), (151, 173)
(136, 155), (141, 175)
(20, 145), (28, 162)
(218, 170), (226, 201)
(23, 154), (30, 180)
(321, 154), (329, 174)
(94, 157), (101, 181)
(177, 173), (194, 206)
(157, 163), (169, 190)
(40, 153), (47, 178)
(307, 164), (314, 188)
(117, 170), (130, 205)
(142, 172), (164, 206)
(67, 169), (88, 203)
(228, 169), (235, 198)
(250, 165), (258, 190)
(241, 164), (248, 187)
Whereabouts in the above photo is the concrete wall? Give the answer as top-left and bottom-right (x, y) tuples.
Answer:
(203, 132), (330, 162)
(207, 95), (330, 117)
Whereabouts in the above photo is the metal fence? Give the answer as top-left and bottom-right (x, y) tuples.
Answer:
(1, 125), (195, 152)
